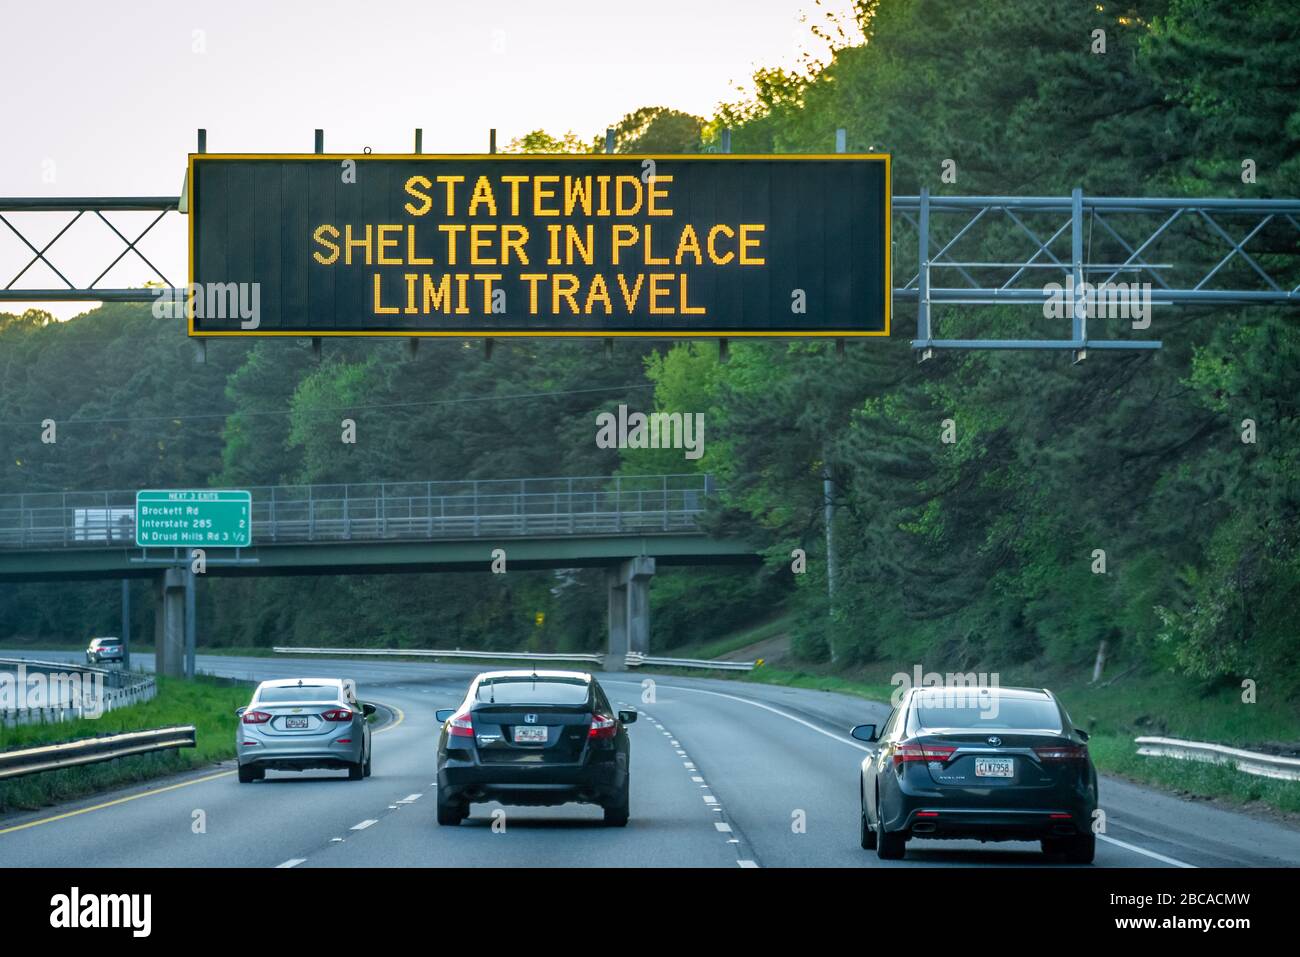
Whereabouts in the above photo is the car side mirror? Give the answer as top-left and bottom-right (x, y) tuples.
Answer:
(618, 709), (638, 724)
(435, 708), (455, 723)
(362, 703), (377, 717)
(1075, 728), (1090, 741)
(235, 707), (247, 717)
(850, 723), (878, 743)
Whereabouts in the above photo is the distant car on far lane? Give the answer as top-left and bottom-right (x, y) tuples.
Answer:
(85, 636), (123, 664)
(236, 677), (375, 783)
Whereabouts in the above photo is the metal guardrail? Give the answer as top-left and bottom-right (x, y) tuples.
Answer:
(1135, 736), (1300, 782)
(0, 656), (157, 726)
(271, 646), (757, 671)
(0, 474), (716, 550)
(273, 647), (606, 665)
(624, 653), (756, 672)
(0, 725), (196, 780)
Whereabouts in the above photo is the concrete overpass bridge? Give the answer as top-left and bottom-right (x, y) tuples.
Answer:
(0, 474), (759, 674)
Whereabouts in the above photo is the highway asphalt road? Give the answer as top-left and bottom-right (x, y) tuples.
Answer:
(2, 651), (1299, 868)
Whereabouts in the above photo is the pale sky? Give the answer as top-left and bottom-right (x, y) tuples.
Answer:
(1, 0), (861, 318)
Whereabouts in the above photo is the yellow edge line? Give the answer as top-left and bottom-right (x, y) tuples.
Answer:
(0, 702), (404, 837)
(374, 703), (404, 734)
(0, 768), (234, 837)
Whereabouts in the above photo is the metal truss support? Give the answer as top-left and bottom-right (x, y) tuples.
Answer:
(2, 189), (1296, 354)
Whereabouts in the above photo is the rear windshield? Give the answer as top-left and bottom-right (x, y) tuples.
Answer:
(475, 678), (589, 706)
(914, 691), (1062, 731)
(257, 686), (340, 704)
(91, 639), (119, 647)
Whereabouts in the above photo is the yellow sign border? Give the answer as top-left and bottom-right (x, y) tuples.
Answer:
(186, 152), (891, 339)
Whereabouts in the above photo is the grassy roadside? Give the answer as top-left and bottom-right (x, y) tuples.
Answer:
(0, 674), (252, 814)
(737, 664), (1300, 818)
(665, 614), (794, 662)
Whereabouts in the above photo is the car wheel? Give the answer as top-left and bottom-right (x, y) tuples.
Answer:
(1063, 832), (1095, 864)
(363, 747), (372, 778)
(237, 764), (260, 784)
(875, 812), (906, 860)
(1041, 838), (1065, 856)
(860, 791), (877, 850)
(603, 777), (630, 827)
(436, 793), (466, 826)
(346, 759), (364, 781)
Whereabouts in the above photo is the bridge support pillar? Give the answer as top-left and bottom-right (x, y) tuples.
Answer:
(154, 575), (166, 676)
(606, 557), (654, 672)
(158, 568), (187, 678)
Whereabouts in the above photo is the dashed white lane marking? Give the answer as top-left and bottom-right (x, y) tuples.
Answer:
(330, 837), (344, 843)
(398, 794), (422, 803)
(350, 819), (378, 831)
(644, 717), (754, 869)
(1098, 834), (1195, 868)
(276, 858), (306, 868)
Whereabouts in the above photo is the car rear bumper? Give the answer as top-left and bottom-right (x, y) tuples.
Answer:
(237, 736), (364, 771)
(438, 758), (626, 806)
(901, 807), (1090, 840)
(883, 770), (1097, 840)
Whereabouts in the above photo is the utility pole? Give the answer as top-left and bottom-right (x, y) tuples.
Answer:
(120, 578), (131, 671)
(824, 461), (837, 663)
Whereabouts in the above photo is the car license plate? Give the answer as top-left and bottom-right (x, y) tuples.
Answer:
(975, 757), (1014, 777)
(285, 716), (309, 729)
(513, 726), (547, 744)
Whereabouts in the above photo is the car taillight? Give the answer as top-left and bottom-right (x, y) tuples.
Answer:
(589, 714), (617, 740)
(242, 711), (271, 724)
(1034, 743), (1088, 762)
(321, 709), (353, 722)
(447, 710), (474, 737)
(893, 740), (956, 766)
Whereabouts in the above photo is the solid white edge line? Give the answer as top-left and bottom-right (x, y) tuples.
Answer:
(1098, 833), (1196, 868)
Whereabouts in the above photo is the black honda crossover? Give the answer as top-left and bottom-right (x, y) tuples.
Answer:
(853, 686), (1098, 862)
(435, 670), (636, 826)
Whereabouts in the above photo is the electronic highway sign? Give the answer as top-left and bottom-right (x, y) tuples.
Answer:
(187, 153), (890, 338)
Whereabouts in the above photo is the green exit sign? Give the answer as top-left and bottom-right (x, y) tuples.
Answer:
(135, 490), (252, 548)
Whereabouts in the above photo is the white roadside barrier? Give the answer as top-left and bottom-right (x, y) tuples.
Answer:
(1135, 735), (1300, 782)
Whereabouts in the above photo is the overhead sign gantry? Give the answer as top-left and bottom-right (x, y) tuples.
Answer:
(185, 153), (891, 339)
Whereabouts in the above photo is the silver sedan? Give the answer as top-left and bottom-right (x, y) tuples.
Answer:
(236, 677), (374, 782)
